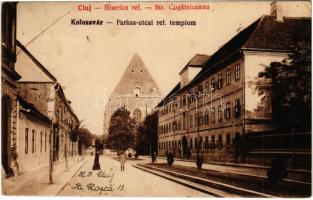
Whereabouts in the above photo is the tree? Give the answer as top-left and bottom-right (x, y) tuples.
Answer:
(107, 107), (136, 151)
(78, 128), (95, 148)
(258, 41), (311, 131)
(135, 112), (158, 155)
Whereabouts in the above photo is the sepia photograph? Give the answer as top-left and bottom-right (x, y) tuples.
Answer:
(1, 0), (311, 197)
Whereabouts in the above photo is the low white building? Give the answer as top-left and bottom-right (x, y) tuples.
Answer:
(16, 96), (51, 173)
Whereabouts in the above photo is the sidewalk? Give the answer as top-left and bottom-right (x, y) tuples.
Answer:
(155, 157), (310, 183)
(2, 156), (89, 196)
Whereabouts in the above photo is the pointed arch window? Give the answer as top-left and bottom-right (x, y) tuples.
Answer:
(133, 109), (142, 123)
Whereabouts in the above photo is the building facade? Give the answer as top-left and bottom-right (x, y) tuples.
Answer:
(157, 2), (311, 163)
(1, 2), (21, 177)
(15, 41), (80, 165)
(103, 53), (162, 135)
(16, 97), (51, 173)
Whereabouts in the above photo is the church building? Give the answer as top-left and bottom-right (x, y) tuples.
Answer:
(103, 54), (162, 135)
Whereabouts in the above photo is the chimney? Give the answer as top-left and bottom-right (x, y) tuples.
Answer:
(271, 1), (284, 22)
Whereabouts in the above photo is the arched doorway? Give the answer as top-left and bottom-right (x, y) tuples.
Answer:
(182, 136), (188, 158)
(2, 96), (12, 176)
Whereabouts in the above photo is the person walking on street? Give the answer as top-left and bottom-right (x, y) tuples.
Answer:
(119, 151), (126, 171)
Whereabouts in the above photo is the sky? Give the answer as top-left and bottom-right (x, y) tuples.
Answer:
(16, 1), (275, 135)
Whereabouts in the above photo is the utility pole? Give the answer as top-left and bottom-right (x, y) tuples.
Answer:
(49, 120), (54, 184)
(65, 131), (68, 170)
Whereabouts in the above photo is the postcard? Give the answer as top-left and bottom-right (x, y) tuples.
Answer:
(1, 1), (311, 197)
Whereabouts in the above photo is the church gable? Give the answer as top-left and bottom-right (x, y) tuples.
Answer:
(110, 53), (160, 98)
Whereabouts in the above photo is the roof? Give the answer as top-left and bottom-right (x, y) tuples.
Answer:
(158, 15), (311, 107)
(18, 96), (51, 124)
(179, 54), (211, 74)
(192, 15), (311, 85)
(243, 16), (311, 51)
(157, 83), (180, 107)
(16, 40), (57, 82)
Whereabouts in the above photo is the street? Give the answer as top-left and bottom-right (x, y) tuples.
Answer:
(57, 155), (211, 197)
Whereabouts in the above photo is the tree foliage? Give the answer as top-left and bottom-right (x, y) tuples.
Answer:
(107, 107), (136, 151)
(77, 128), (95, 148)
(258, 41), (311, 130)
(135, 112), (158, 155)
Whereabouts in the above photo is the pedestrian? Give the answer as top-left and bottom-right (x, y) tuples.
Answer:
(151, 151), (157, 163)
(119, 151), (126, 171)
(92, 150), (101, 170)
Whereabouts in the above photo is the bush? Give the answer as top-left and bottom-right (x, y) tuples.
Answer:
(267, 158), (287, 185)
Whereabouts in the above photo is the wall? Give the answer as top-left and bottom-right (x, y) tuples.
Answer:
(158, 55), (245, 161)
(16, 108), (50, 173)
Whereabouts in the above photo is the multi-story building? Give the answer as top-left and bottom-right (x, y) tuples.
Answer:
(1, 2), (22, 177)
(157, 2), (311, 163)
(15, 41), (80, 164)
(103, 53), (162, 135)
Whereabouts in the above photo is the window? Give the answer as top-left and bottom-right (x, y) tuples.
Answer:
(234, 99), (241, 117)
(211, 108), (215, 123)
(25, 128), (29, 154)
(204, 81), (210, 94)
(40, 131), (43, 153)
(225, 102), (231, 119)
(226, 69), (231, 85)
(134, 87), (141, 97)
(211, 78), (215, 92)
(204, 111), (209, 124)
(133, 109), (142, 123)
(218, 135), (223, 149)
(194, 113), (198, 127)
(183, 113), (186, 130)
(190, 138), (193, 150)
(190, 115), (193, 128)
(32, 130), (36, 153)
(211, 135), (215, 149)
(205, 136), (209, 149)
(178, 119), (181, 130)
(218, 73), (223, 89)
(195, 138), (198, 149)
(218, 105), (222, 121)
(45, 131), (47, 152)
(199, 112), (203, 126)
(198, 84), (203, 97)
(226, 134), (231, 149)
(235, 64), (240, 81)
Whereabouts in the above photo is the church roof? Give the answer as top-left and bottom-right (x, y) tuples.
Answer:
(109, 53), (160, 97)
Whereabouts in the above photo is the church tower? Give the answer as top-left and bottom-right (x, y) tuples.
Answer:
(103, 53), (162, 135)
